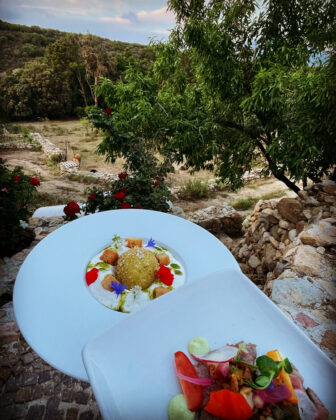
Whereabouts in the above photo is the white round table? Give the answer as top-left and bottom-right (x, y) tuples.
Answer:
(14, 209), (240, 380)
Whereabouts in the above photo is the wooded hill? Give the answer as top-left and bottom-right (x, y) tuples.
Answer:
(0, 20), (154, 119)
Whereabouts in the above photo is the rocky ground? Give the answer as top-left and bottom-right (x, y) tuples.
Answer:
(1, 180), (335, 419)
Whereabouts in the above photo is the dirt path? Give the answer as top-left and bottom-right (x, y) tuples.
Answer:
(2, 120), (299, 212)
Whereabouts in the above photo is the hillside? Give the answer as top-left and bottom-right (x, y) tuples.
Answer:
(0, 20), (152, 73)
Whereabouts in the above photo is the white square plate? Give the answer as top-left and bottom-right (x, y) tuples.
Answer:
(83, 269), (336, 420)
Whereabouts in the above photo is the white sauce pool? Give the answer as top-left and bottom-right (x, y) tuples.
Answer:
(86, 235), (186, 313)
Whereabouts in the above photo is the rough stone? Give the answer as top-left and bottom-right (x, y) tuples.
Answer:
(26, 404), (45, 420)
(322, 182), (336, 195)
(248, 255), (260, 268)
(272, 276), (325, 307)
(277, 198), (304, 223)
(299, 219), (336, 247)
(66, 408), (79, 420)
(295, 312), (320, 328)
(321, 330), (336, 351)
(288, 229), (297, 242)
(292, 245), (324, 277)
(0, 321), (20, 345)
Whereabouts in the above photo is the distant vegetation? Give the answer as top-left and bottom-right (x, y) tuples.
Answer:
(0, 20), (154, 120)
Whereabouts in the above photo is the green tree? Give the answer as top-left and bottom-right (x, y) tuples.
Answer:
(93, 0), (335, 193)
(0, 59), (72, 118)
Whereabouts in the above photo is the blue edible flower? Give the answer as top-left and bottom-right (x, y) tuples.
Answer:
(267, 380), (274, 390)
(110, 281), (127, 296)
(146, 237), (156, 247)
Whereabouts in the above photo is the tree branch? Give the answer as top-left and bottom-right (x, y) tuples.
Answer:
(256, 139), (300, 193)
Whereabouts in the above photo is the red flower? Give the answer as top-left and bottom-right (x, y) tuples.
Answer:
(114, 191), (126, 201)
(86, 268), (99, 286)
(105, 107), (112, 114)
(134, 205), (143, 209)
(156, 265), (174, 286)
(118, 172), (127, 179)
(29, 177), (40, 187)
(120, 201), (131, 209)
(13, 175), (20, 181)
(156, 173), (163, 179)
(89, 193), (97, 200)
(154, 180), (160, 187)
(121, 187), (128, 194)
(64, 201), (81, 218)
(1, 187), (8, 193)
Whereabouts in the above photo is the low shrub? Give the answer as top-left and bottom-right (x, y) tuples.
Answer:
(179, 179), (210, 200)
(230, 196), (258, 210)
(0, 158), (40, 257)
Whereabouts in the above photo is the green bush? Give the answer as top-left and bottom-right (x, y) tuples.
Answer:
(179, 179), (210, 200)
(230, 197), (258, 211)
(84, 135), (172, 213)
(0, 158), (40, 257)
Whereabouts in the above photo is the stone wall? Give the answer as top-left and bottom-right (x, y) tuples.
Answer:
(0, 142), (33, 150)
(235, 180), (336, 359)
(30, 133), (65, 160)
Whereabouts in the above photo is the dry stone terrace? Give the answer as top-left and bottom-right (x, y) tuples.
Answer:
(0, 181), (335, 419)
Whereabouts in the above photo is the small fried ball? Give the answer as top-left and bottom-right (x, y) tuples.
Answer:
(115, 248), (159, 289)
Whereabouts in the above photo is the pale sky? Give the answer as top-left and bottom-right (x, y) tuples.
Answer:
(0, 0), (176, 44)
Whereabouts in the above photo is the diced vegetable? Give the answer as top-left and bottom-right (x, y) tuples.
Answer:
(176, 372), (214, 386)
(174, 351), (202, 412)
(191, 346), (238, 364)
(125, 238), (142, 248)
(153, 286), (170, 298)
(266, 350), (298, 404)
(156, 253), (170, 266)
(168, 394), (195, 420)
(204, 389), (253, 420)
(188, 337), (210, 356)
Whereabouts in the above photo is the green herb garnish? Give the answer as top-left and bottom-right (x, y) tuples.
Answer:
(243, 355), (293, 389)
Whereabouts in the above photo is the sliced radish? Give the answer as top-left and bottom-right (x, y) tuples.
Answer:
(191, 346), (238, 364)
(176, 372), (214, 386)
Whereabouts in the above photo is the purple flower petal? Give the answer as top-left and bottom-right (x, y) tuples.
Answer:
(110, 281), (127, 296)
(146, 237), (156, 247)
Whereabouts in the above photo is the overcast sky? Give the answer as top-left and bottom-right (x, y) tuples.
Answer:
(0, 0), (176, 44)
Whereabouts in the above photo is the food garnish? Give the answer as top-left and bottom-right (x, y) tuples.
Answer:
(85, 268), (98, 285)
(174, 351), (202, 411)
(204, 389), (252, 420)
(156, 265), (174, 286)
(191, 346), (238, 364)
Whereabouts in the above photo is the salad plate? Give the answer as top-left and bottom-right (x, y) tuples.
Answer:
(82, 268), (336, 420)
(13, 209), (240, 380)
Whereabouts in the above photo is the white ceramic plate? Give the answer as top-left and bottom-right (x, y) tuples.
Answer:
(13, 209), (240, 380)
(83, 269), (336, 420)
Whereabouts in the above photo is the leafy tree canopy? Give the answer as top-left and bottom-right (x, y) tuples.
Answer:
(94, 0), (336, 193)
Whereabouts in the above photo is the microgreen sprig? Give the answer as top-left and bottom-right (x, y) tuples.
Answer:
(243, 355), (293, 390)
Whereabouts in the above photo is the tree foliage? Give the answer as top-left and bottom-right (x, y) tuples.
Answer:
(92, 0), (335, 193)
(0, 22), (155, 120)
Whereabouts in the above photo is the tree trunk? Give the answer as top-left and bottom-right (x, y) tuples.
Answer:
(94, 74), (98, 106)
(76, 71), (88, 107)
(256, 139), (301, 194)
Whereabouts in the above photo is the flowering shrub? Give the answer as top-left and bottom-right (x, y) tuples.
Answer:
(84, 132), (172, 214)
(63, 201), (81, 220)
(0, 158), (40, 257)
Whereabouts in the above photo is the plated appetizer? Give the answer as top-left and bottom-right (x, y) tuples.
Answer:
(169, 337), (329, 420)
(85, 234), (185, 313)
